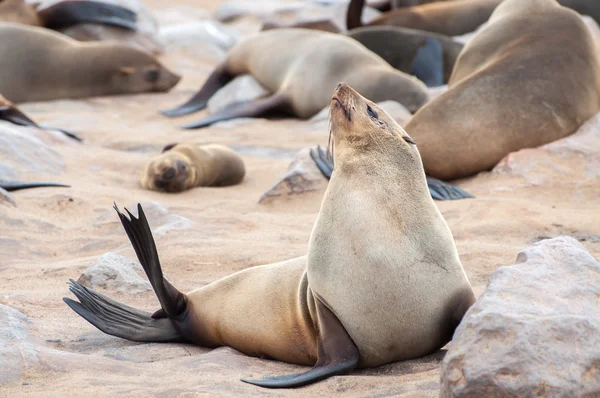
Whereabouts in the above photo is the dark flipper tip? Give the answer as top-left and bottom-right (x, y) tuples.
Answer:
(161, 104), (206, 118)
(426, 177), (474, 201)
(310, 145), (334, 179)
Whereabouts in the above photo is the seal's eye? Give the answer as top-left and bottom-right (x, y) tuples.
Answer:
(367, 105), (377, 119)
(146, 69), (160, 83)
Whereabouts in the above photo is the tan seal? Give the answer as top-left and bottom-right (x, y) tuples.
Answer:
(405, 0), (600, 181)
(0, 22), (180, 103)
(162, 28), (429, 129)
(141, 143), (246, 193)
(64, 83), (475, 388)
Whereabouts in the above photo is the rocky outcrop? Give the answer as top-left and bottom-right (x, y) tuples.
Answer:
(441, 236), (600, 397)
(77, 252), (151, 294)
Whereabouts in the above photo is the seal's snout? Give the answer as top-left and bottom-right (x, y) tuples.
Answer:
(163, 167), (176, 180)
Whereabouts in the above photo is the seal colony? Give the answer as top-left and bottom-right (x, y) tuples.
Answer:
(162, 28), (429, 129)
(64, 83), (475, 388)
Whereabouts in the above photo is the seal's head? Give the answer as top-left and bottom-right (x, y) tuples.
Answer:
(141, 144), (196, 193)
(329, 82), (422, 176)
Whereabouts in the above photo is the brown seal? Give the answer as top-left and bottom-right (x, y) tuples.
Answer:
(64, 83), (475, 388)
(0, 22), (180, 103)
(162, 28), (429, 129)
(405, 0), (600, 180)
(0, 0), (137, 31)
(348, 0), (600, 36)
(141, 143), (246, 193)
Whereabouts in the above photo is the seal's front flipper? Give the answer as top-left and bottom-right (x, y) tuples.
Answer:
(310, 145), (334, 178)
(162, 66), (234, 117)
(0, 181), (70, 191)
(64, 279), (184, 342)
(426, 176), (474, 201)
(181, 94), (288, 130)
(39, 0), (138, 31)
(241, 297), (359, 388)
(411, 37), (444, 87)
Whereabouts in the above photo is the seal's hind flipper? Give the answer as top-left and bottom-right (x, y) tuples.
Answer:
(310, 145), (334, 178)
(241, 297), (359, 388)
(0, 181), (70, 192)
(426, 177), (474, 201)
(114, 203), (187, 319)
(39, 0), (137, 31)
(162, 66), (234, 117)
(64, 280), (184, 342)
(181, 94), (288, 130)
(411, 37), (444, 87)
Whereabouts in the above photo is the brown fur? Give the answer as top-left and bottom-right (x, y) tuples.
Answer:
(141, 143), (245, 193)
(0, 0), (40, 26)
(0, 22), (180, 103)
(222, 29), (429, 116)
(405, 0), (600, 180)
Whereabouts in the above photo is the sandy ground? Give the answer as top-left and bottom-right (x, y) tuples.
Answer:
(1, 0), (600, 397)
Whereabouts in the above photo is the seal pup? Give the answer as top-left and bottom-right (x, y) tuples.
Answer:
(405, 0), (600, 181)
(0, 0), (137, 31)
(162, 28), (429, 129)
(64, 83), (475, 388)
(347, 26), (464, 85)
(0, 22), (180, 103)
(0, 94), (81, 141)
(141, 143), (245, 193)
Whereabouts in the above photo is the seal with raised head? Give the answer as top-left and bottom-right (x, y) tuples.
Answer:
(405, 0), (600, 181)
(141, 143), (245, 193)
(347, 26), (464, 86)
(0, 0), (137, 31)
(162, 28), (429, 129)
(0, 22), (180, 103)
(64, 83), (475, 388)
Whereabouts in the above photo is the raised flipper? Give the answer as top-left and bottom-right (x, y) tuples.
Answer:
(38, 0), (137, 31)
(241, 296), (360, 388)
(0, 105), (82, 141)
(64, 279), (184, 342)
(411, 37), (444, 87)
(0, 181), (70, 191)
(181, 94), (289, 130)
(310, 145), (474, 200)
(162, 66), (235, 117)
(347, 0), (366, 30)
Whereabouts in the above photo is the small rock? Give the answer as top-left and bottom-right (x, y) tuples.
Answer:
(440, 236), (600, 397)
(77, 252), (151, 294)
(311, 100), (411, 125)
(207, 75), (271, 114)
(0, 304), (38, 385)
(259, 147), (327, 203)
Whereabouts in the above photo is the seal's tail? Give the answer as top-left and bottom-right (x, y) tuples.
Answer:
(64, 203), (188, 342)
(38, 0), (137, 31)
(347, 0), (366, 30)
(161, 65), (235, 117)
(64, 280), (184, 342)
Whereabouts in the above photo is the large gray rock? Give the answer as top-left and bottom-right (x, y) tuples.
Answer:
(77, 252), (151, 294)
(160, 21), (240, 58)
(441, 236), (600, 397)
(0, 305), (38, 385)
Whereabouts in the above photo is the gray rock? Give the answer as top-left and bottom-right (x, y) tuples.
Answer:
(77, 252), (151, 294)
(160, 21), (240, 55)
(0, 304), (38, 385)
(207, 75), (270, 114)
(440, 236), (600, 397)
(259, 147), (327, 203)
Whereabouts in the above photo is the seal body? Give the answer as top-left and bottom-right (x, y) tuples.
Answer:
(64, 83), (475, 388)
(405, 0), (600, 180)
(0, 22), (180, 103)
(141, 143), (245, 193)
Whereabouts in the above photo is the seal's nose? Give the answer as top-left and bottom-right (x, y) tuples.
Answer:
(163, 167), (176, 180)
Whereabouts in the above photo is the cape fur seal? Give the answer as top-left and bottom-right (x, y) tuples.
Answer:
(0, 22), (180, 103)
(348, 0), (600, 35)
(0, 0), (137, 31)
(64, 83), (475, 388)
(347, 26), (464, 86)
(162, 28), (429, 129)
(0, 94), (81, 140)
(141, 143), (245, 193)
(405, 0), (600, 181)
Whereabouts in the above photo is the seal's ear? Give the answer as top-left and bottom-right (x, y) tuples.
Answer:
(161, 143), (178, 153)
(119, 66), (136, 76)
